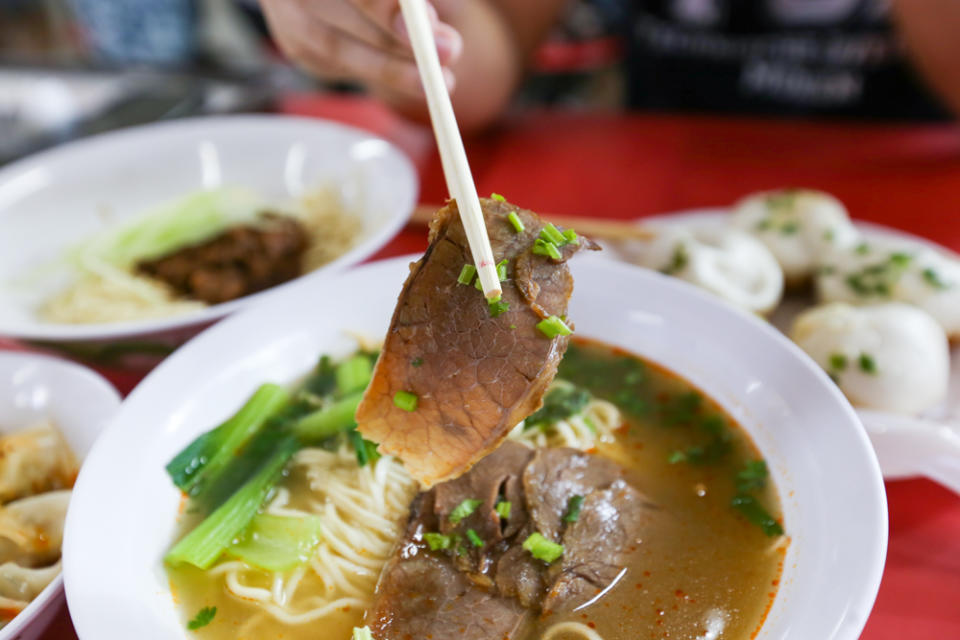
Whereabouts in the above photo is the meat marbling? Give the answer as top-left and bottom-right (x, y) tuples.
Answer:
(356, 198), (591, 487)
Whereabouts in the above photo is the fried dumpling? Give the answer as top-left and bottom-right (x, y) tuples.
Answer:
(0, 491), (70, 567)
(0, 422), (77, 504)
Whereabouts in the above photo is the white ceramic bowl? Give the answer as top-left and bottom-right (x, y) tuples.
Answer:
(0, 114), (417, 365)
(63, 255), (887, 640)
(0, 352), (120, 640)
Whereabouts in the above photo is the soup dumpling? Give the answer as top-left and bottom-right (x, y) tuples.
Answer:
(791, 303), (949, 414)
(816, 237), (960, 338)
(0, 491), (70, 567)
(622, 224), (784, 314)
(731, 189), (859, 286)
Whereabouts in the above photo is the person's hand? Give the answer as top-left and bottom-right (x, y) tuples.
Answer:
(260, 0), (463, 98)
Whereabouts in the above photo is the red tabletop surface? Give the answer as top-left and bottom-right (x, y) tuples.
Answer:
(10, 95), (960, 639)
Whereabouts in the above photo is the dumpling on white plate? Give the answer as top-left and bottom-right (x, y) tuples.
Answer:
(0, 490), (70, 567)
(619, 224), (784, 314)
(731, 189), (859, 286)
(791, 303), (949, 414)
(816, 237), (960, 337)
(0, 422), (77, 504)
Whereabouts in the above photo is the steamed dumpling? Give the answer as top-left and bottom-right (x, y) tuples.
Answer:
(731, 189), (859, 285)
(0, 491), (70, 567)
(0, 422), (77, 504)
(619, 225), (784, 314)
(0, 561), (59, 602)
(791, 303), (949, 414)
(816, 237), (960, 337)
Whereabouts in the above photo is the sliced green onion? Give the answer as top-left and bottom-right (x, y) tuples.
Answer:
(496, 259), (509, 281)
(540, 223), (566, 246)
(294, 392), (363, 441)
(411, 357), (424, 367)
(507, 211), (525, 233)
(536, 315), (573, 338)
(858, 353), (878, 375)
(449, 498), (482, 524)
(335, 355), (373, 396)
(735, 460), (769, 493)
(489, 297), (510, 318)
(495, 501), (512, 519)
(533, 238), (562, 260)
(491, 193), (506, 202)
(393, 390), (418, 412)
(466, 529), (484, 547)
(165, 435), (298, 569)
(457, 264), (477, 285)
(828, 353), (847, 371)
(923, 268), (949, 290)
(226, 513), (324, 572)
(522, 532), (564, 563)
(562, 228), (579, 245)
(667, 450), (686, 464)
(563, 495), (585, 523)
(423, 532), (453, 551)
(731, 494), (784, 537)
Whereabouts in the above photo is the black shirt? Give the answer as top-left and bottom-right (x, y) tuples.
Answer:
(625, 0), (949, 119)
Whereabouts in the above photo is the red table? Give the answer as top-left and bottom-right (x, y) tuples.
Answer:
(19, 95), (960, 639)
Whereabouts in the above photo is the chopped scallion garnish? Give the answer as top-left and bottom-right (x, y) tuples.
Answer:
(735, 460), (769, 493)
(923, 268), (949, 290)
(466, 529), (484, 547)
(563, 495), (585, 523)
(449, 498), (483, 524)
(491, 193), (506, 202)
(536, 315), (573, 338)
(540, 223), (566, 246)
(411, 357), (423, 367)
(423, 532), (453, 550)
(522, 532), (564, 563)
(496, 259), (509, 281)
(731, 494), (783, 537)
(828, 353), (847, 371)
(495, 501), (512, 519)
(858, 353), (877, 375)
(533, 238), (562, 260)
(507, 211), (525, 233)
(489, 297), (510, 318)
(457, 264), (477, 285)
(393, 391), (418, 412)
(562, 228), (579, 245)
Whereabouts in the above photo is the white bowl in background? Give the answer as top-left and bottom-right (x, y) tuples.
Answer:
(63, 255), (887, 640)
(0, 352), (121, 640)
(0, 114), (417, 366)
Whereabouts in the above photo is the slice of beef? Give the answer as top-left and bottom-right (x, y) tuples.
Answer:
(356, 198), (594, 487)
(542, 480), (656, 615)
(136, 212), (308, 304)
(522, 448), (620, 541)
(367, 553), (534, 640)
(367, 443), (660, 640)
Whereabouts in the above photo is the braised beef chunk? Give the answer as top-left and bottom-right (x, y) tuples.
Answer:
(356, 198), (595, 487)
(137, 213), (308, 304)
(367, 444), (657, 640)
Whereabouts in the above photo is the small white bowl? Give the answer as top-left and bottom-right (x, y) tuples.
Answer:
(0, 352), (120, 640)
(0, 114), (417, 365)
(63, 255), (887, 640)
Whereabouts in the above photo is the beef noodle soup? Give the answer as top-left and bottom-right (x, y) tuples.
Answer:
(166, 338), (785, 640)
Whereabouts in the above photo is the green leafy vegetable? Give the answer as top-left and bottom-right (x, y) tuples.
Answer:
(489, 297), (510, 317)
(347, 429), (380, 467)
(525, 385), (591, 430)
(732, 494), (784, 537)
(536, 315), (573, 338)
(923, 268), (949, 290)
(294, 392), (364, 441)
(393, 390), (418, 412)
(335, 355), (373, 396)
(563, 495), (585, 523)
(227, 513), (324, 571)
(449, 498), (482, 524)
(165, 435), (298, 569)
(522, 532), (564, 563)
(187, 606), (217, 630)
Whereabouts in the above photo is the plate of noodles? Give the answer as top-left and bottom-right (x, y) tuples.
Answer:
(0, 114), (417, 365)
(606, 189), (960, 493)
(0, 351), (120, 640)
(63, 197), (885, 640)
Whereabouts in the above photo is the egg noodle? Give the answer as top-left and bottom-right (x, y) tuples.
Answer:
(215, 386), (622, 639)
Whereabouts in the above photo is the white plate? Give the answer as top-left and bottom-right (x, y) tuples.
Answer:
(63, 254), (886, 640)
(608, 209), (960, 490)
(0, 114), (417, 343)
(0, 352), (120, 640)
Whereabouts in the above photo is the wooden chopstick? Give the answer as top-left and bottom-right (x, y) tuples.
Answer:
(410, 205), (656, 242)
(398, 0), (502, 300)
